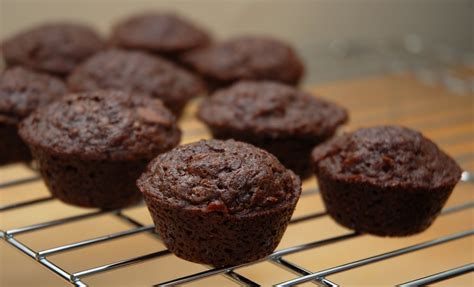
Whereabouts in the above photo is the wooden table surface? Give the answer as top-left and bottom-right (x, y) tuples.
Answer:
(1, 74), (473, 286)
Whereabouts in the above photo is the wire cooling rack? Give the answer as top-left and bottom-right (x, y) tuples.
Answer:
(1, 75), (473, 286)
(1, 168), (473, 287)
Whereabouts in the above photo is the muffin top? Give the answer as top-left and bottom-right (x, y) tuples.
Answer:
(137, 139), (301, 215)
(67, 49), (204, 115)
(111, 12), (210, 54)
(182, 36), (304, 85)
(19, 90), (181, 161)
(1, 22), (103, 75)
(0, 67), (67, 125)
(198, 81), (348, 139)
(311, 126), (462, 189)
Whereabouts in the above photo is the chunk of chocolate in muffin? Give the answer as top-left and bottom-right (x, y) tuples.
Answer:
(67, 49), (204, 116)
(311, 126), (462, 236)
(0, 67), (67, 165)
(111, 12), (211, 56)
(198, 81), (348, 178)
(137, 139), (301, 267)
(1, 22), (104, 76)
(182, 36), (304, 89)
(19, 90), (181, 209)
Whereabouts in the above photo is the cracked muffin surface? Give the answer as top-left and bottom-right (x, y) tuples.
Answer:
(138, 139), (301, 214)
(312, 126), (461, 188)
(20, 90), (181, 161)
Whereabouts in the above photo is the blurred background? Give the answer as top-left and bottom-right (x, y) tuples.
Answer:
(1, 0), (473, 88)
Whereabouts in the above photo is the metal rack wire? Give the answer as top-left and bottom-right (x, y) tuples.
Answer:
(1, 166), (473, 286)
(2, 75), (474, 286)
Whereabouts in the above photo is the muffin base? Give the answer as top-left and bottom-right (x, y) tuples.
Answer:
(32, 147), (146, 209)
(209, 128), (323, 179)
(316, 169), (456, 236)
(0, 124), (32, 165)
(141, 192), (298, 267)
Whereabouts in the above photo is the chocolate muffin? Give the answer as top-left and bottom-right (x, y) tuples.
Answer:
(137, 139), (301, 267)
(311, 126), (462, 236)
(0, 67), (67, 165)
(19, 90), (181, 209)
(198, 81), (348, 178)
(67, 49), (204, 116)
(2, 22), (103, 76)
(111, 12), (210, 56)
(181, 36), (304, 89)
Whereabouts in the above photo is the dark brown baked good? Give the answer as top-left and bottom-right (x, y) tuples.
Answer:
(198, 81), (348, 178)
(1, 22), (103, 76)
(67, 49), (204, 116)
(19, 90), (181, 209)
(137, 139), (301, 266)
(311, 126), (462, 236)
(182, 36), (304, 89)
(111, 12), (210, 56)
(0, 67), (67, 165)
